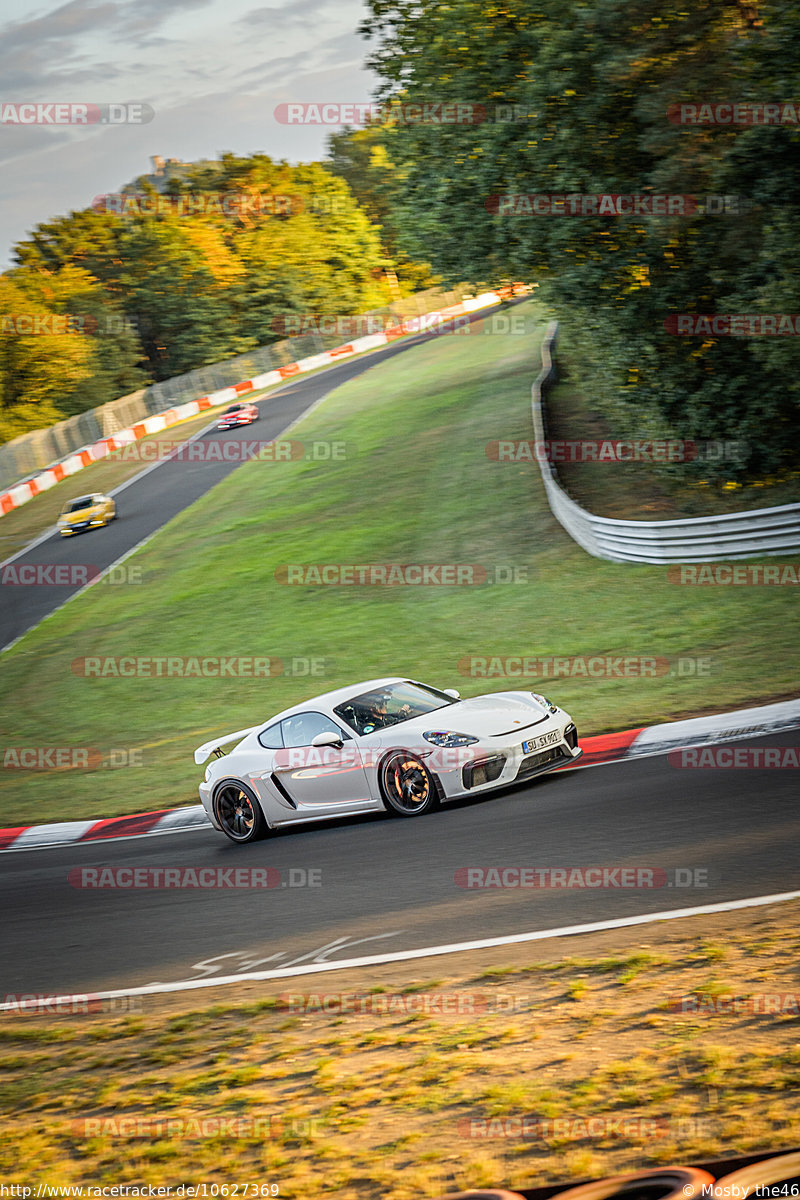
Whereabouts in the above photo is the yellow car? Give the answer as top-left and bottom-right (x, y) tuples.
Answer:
(58, 493), (117, 536)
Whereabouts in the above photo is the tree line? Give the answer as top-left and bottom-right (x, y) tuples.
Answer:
(0, 155), (430, 443)
(349, 0), (800, 483)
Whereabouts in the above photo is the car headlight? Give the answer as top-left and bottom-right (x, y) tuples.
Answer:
(423, 731), (479, 747)
(531, 693), (558, 713)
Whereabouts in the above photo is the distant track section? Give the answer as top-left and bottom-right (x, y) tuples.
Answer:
(0, 306), (513, 652)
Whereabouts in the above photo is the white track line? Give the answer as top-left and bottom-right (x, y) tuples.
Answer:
(0, 335), (439, 656)
(0, 417), (221, 654)
(0, 371), (364, 655)
(0, 524), (57, 568)
(2, 890), (798, 1009)
(0, 327), (423, 576)
(0, 417), (218, 575)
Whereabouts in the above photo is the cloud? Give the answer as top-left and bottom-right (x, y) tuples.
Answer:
(0, 0), (217, 88)
(238, 48), (320, 86)
(115, 0), (216, 43)
(237, 27), (368, 86)
(0, 0), (380, 266)
(316, 28), (369, 66)
(0, 0), (119, 52)
(0, 124), (74, 167)
(119, 0), (213, 17)
(0, 1), (120, 91)
(239, 0), (336, 29)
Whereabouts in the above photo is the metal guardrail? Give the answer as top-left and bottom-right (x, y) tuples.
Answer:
(532, 321), (800, 563)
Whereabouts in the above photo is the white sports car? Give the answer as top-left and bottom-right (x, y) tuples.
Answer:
(194, 677), (582, 843)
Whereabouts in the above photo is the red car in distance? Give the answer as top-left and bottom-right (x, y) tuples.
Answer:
(216, 401), (259, 430)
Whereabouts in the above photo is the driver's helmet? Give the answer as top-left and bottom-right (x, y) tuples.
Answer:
(358, 691), (393, 733)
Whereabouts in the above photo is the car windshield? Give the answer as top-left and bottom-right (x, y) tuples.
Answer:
(63, 497), (95, 513)
(224, 404), (243, 413)
(334, 681), (454, 736)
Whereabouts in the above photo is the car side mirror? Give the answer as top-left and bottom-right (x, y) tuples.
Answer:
(311, 730), (343, 748)
(444, 688), (461, 699)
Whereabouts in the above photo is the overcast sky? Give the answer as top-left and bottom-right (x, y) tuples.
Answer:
(0, 0), (379, 268)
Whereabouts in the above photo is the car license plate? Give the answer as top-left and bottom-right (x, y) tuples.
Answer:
(522, 729), (559, 754)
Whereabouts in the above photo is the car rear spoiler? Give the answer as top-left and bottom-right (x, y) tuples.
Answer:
(194, 726), (258, 765)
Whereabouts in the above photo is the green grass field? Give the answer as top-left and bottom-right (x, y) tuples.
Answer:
(1, 299), (797, 824)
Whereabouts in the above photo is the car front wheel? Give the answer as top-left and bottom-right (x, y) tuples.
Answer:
(380, 753), (439, 817)
(213, 780), (268, 843)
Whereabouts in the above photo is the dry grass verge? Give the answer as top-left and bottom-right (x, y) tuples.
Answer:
(1, 902), (798, 1197)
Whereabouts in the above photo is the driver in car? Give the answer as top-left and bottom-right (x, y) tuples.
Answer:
(361, 692), (413, 733)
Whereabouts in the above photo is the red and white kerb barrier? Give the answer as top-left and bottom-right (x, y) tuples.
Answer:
(0, 291), (512, 519)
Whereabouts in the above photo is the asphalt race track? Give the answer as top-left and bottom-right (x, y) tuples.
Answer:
(2, 305), (797, 1001)
(0, 318), (488, 651)
(2, 729), (798, 995)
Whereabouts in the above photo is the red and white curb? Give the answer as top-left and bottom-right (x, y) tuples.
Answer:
(0, 397), (219, 517)
(2, 697), (797, 853)
(0, 804), (208, 853)
(0, 291), (513, 519)
(565, 696), (800, 764)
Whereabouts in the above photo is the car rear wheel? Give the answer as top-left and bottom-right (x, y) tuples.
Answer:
(380, 753), (439, 817)
(213, 781), (268, 843)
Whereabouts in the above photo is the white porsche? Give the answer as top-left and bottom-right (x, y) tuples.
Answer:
(194, 677), (582, 843)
